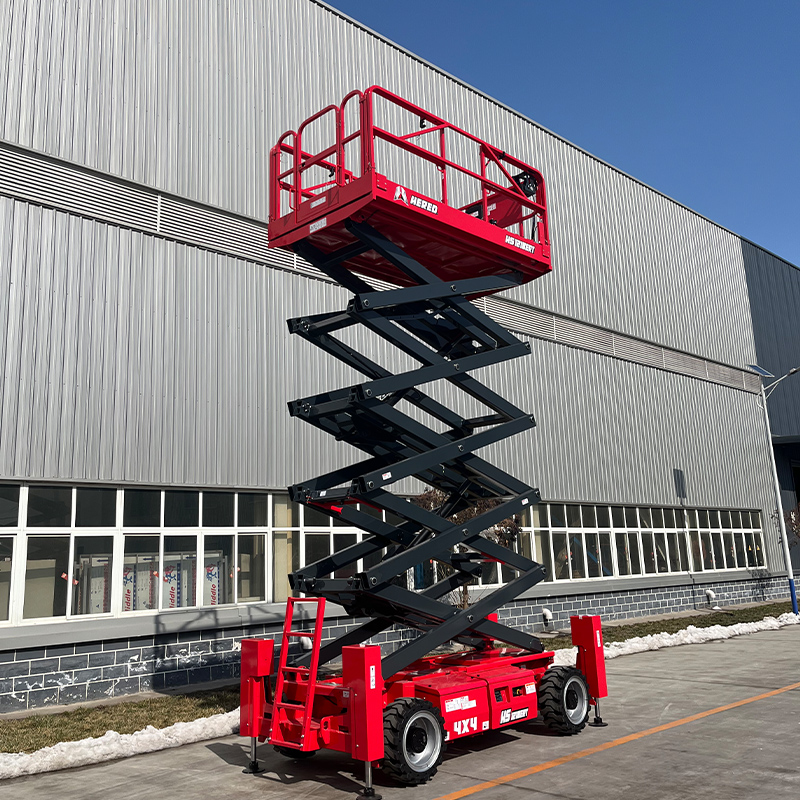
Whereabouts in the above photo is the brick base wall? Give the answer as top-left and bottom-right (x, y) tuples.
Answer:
(0, 574), (790, 713)
(498, 574), (787, 633)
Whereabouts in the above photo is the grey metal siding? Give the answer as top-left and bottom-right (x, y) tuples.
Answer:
(0, 193), (774, 495)
(1, 0), (760, 364)
(0, 0), (783, 574)
(0, 194), (360, 488)
(742, 241), (800, 438)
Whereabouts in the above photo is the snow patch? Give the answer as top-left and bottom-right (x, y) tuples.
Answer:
(0, 710), (240, 780)
(552, 612), (799, 666)
(1, 612), (797, 779)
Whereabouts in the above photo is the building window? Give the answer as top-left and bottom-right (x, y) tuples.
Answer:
(496, 503), (766, 586)
(123, 536), (159, 612)
(75, 488), (117, 527)
(23, 536), (70, 618)
(238, 533), (267, 602)
(0, 484), (772, 623)
(240, 493), (271, 526)
(164, 492), (199, 528)
(0, 537), (12, 620)
(27, 486), (72, 527)
(203, 493), (235, 527)
(71, 536), (114, 615)
(124, 489), (161, 527)
(0, 486), (20, 527)
(162, 535), (197, 609)
(203, 534), (234, 605)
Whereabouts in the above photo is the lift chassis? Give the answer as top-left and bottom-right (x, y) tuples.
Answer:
(240, 86), (608, 788)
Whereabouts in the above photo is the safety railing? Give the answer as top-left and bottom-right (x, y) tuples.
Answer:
(269, 86), (549, 246)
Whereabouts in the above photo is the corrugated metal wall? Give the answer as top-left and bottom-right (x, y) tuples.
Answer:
(0, 190), (777, 502)
(0, 0), (762, 365)
(742, 241), (800, 438)
(0, 0), (788, 571)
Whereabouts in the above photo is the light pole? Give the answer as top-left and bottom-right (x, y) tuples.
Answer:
(748, 364), (799, 615)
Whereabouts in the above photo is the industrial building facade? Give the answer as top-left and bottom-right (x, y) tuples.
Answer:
(0, 0), (798, 712)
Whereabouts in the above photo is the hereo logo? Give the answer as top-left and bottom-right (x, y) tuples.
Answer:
(394, 185), (438, 215)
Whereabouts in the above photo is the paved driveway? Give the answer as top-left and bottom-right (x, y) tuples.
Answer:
(1, 626), (798, 800)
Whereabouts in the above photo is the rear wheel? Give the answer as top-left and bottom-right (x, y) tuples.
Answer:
(383, 697), (446, 785)
(538, 666), (590, 734)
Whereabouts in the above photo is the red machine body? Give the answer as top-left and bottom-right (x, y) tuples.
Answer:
(268, 86), (551, 290)
(240, 600), (607, 762)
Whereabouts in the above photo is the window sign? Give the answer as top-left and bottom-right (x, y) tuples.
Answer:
(204, 535), (234, 605)
(123, 536), (159, 611)
(161, 536), (197, 608)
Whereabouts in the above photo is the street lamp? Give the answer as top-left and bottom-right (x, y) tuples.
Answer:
(747, 363), (799, 614)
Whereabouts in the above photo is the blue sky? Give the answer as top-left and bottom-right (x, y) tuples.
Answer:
(324, 0), (799, 267)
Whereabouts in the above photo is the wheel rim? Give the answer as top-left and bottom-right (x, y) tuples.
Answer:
(401, 710), (442, 772)
(563, 675), (589, 724)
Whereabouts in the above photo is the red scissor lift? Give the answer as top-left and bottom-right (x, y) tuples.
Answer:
(240, 87), (608, 794)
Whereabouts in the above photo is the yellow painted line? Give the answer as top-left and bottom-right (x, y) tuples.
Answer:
(434, 680), (800, 800)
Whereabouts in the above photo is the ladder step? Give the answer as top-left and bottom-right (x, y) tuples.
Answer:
(281, 666), (310, 674)
(285, 631), (315, 637)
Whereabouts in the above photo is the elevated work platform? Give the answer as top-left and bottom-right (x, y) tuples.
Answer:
(269, 86), (551, 290)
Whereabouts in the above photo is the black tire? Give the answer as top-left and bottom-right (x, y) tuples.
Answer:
(538, 666), (590, 735)
(383, 697), (446, 785)
(273, 745), (317, 759)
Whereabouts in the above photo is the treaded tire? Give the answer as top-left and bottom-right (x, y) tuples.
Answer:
(273, 745), (317, 759)
(383, 697), (446, 785)
(538, 666), (590, 735)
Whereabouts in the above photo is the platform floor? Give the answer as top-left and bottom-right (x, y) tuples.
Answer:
(1, 626), (798, 800)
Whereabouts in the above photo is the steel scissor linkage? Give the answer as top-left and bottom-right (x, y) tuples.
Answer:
(287, 222), (546, 673)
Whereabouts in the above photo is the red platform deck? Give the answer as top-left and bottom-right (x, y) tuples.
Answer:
(269, 86), (551, 290)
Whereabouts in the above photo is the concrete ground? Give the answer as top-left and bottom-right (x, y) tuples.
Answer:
(1, 626), (798, 800)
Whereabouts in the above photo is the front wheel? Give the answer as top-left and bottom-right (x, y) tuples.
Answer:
(383, 697), (446, 785)
(538, 666), (590, 734)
